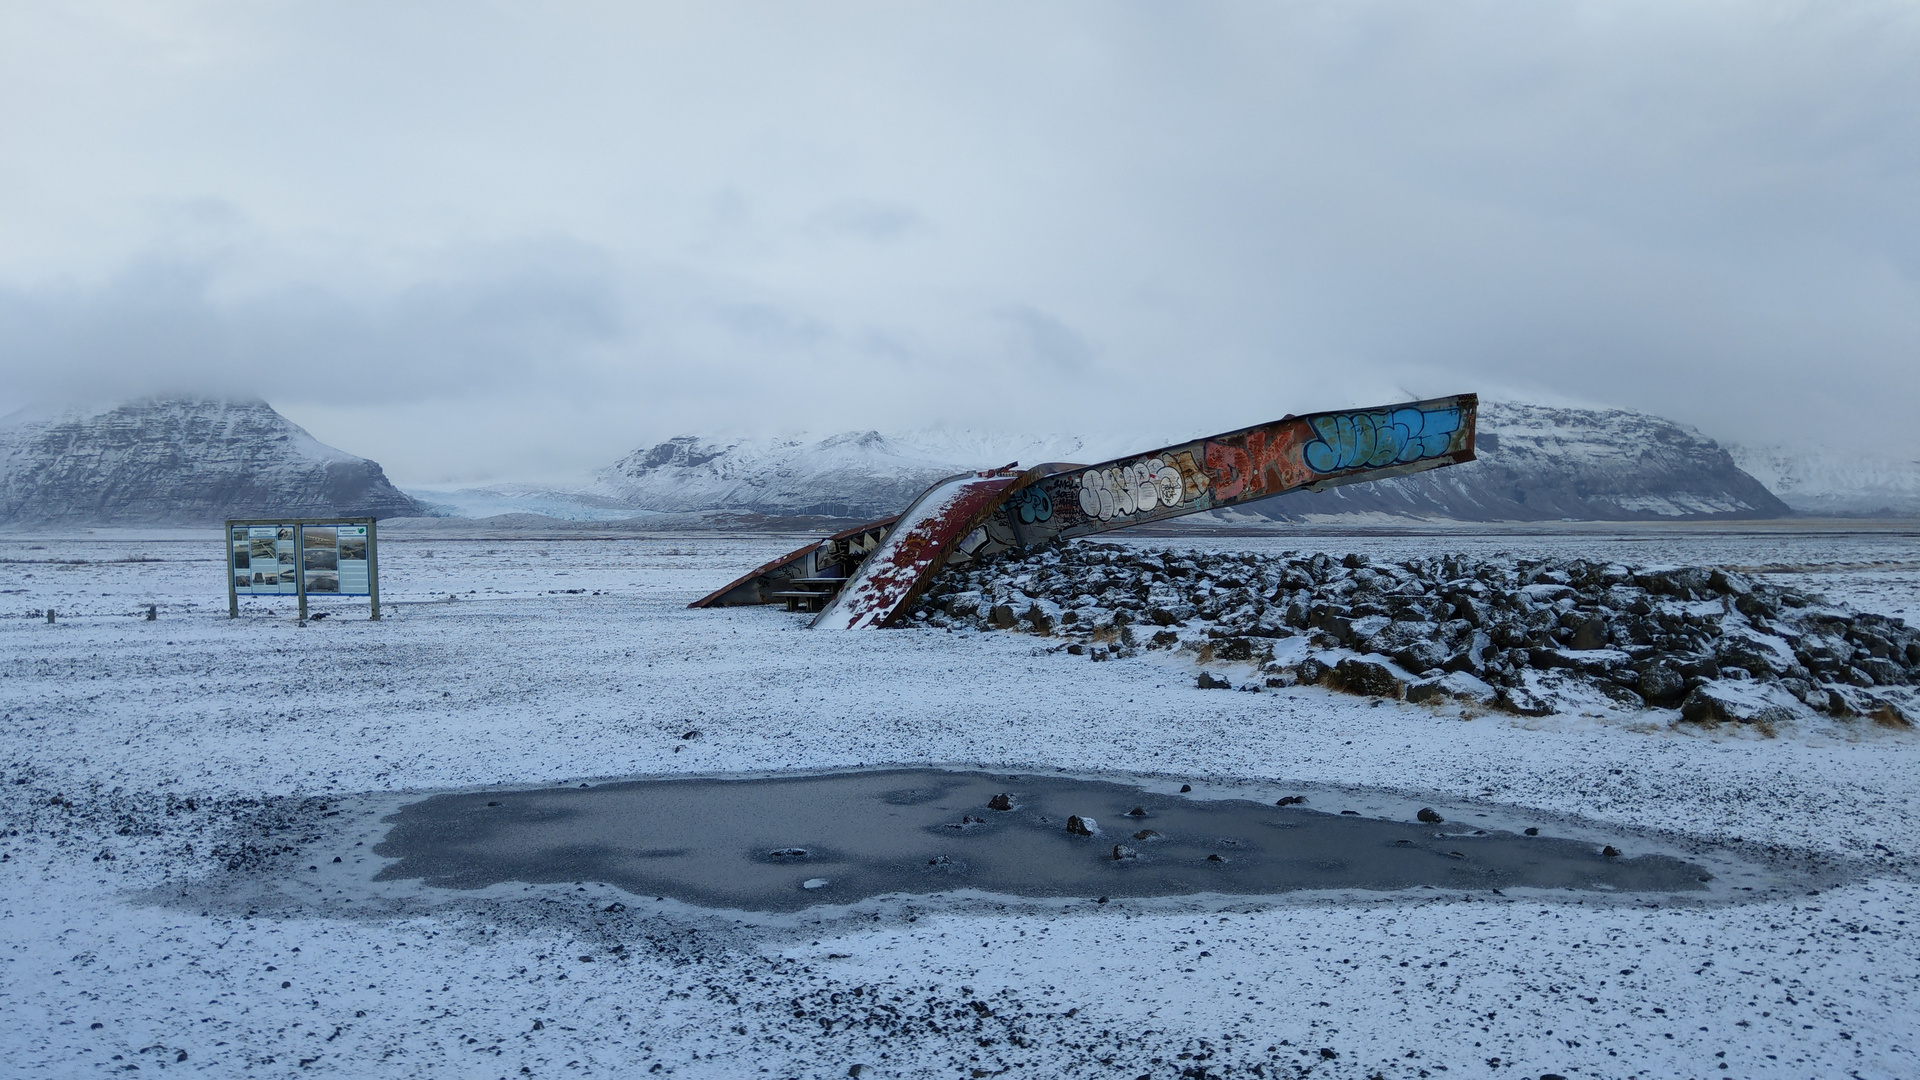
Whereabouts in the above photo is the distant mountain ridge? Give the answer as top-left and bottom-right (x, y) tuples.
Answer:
(0, 397), (420, 525)
(0, 396), (1851, 527)
(483, 401), (1790, 523)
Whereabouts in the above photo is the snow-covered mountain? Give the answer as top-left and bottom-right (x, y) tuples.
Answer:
(590, 430), (1128, 519)
(1725, 443), (1920, 517)
(0, 397), (420, 526)
(1247, 401), (1790, 522)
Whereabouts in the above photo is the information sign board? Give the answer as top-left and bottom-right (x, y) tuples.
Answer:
(226, 517), (380, 619)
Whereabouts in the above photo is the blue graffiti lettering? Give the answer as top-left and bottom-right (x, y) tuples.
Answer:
(1303, 406), (1462, 474)
(1009, 484), (1053, 524)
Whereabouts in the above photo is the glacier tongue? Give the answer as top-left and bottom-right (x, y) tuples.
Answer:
(1726, 443), (1920, 517)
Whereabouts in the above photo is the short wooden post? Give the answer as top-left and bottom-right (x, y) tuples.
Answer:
(367, 517), (381, 620)
(295, 523), (308, 622)
(226, 522), (239, 618)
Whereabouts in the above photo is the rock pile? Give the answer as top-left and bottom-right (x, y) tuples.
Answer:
(908, 543), (1918, 726)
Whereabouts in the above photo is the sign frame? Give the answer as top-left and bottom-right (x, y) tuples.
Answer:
(225, 516), (381, 621)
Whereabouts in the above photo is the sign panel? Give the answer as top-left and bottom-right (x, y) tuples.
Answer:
(231, 525), (300, 595)
(299, 523), (371, 595)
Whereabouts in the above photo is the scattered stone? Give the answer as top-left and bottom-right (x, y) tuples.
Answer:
(1196, 671), (1232, 690)
(1601, 846), (1622, 858)
(1066, 815), (1097, 836)
(1206, 853), (1226, 862)
(901, 543), (1920, 729)
(681, 730), (700, 740)
(1524, 827), (1540, 836)
(1417, 807), (1444, 824)
(1111, 844), (1139, 861)
(145, 605), (157, 621)
(1132, 829), (1160, 840)
(1125, 806), (1147, 817)
(1180, 784), (1192, 793)
(987, 793), (1014, 811)
(1275, 795), (1306, 807)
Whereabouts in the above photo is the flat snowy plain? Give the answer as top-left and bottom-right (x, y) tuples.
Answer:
(3, 522), (1917, 1079)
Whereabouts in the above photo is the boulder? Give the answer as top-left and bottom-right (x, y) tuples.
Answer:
(1678, 680), (1803, 725)
(1331, 658), (1405, 700)
(1569, 617), (1608, 651)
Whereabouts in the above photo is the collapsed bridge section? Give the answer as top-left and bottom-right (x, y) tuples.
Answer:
(692, 393), (1479, 628)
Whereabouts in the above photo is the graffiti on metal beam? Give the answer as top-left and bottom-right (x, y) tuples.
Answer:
(690, 393), (1479, 626)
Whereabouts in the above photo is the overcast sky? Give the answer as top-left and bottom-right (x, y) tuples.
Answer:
(2, 1), (1915, 484)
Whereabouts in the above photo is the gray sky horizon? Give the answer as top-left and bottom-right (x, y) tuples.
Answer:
(2, 1), (1916, 485)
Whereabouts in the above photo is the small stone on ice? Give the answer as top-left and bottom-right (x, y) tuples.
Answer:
(802, 878), (830, 890)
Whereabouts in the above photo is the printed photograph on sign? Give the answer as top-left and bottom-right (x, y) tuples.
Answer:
(338, 537), (367, 561)
(276, 550), (295, 568)
(234, 575), (249, 592)
(306, 572), (340, 593)
(278, 527), (294, 541)
(305, 547), (337, 571)
(305, 527), (336, 547)
(233, 549), (250, 570)
(250, 538), (276, 559)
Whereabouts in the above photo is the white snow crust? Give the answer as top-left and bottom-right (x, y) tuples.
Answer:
(3, 525), (1919, 1078)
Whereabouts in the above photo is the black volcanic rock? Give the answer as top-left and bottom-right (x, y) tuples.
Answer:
(0, 397), (421, 525)
(1242, 401), (1789, 522)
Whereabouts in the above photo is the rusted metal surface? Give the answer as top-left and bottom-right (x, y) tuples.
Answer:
(688, 515), (899, 608)
(811, 467), (1034, 630)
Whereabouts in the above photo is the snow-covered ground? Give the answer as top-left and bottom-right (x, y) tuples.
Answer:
(3, 526), (1918, 1078)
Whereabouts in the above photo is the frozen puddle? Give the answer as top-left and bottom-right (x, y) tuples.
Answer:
(371, 769), (1736, 912)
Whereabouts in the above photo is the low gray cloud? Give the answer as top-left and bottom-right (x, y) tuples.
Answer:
(0, 241), (623, 409)
(0, 1), (1913, 480)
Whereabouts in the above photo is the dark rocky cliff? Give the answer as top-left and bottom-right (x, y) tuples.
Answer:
(0, 397), (420, 525)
